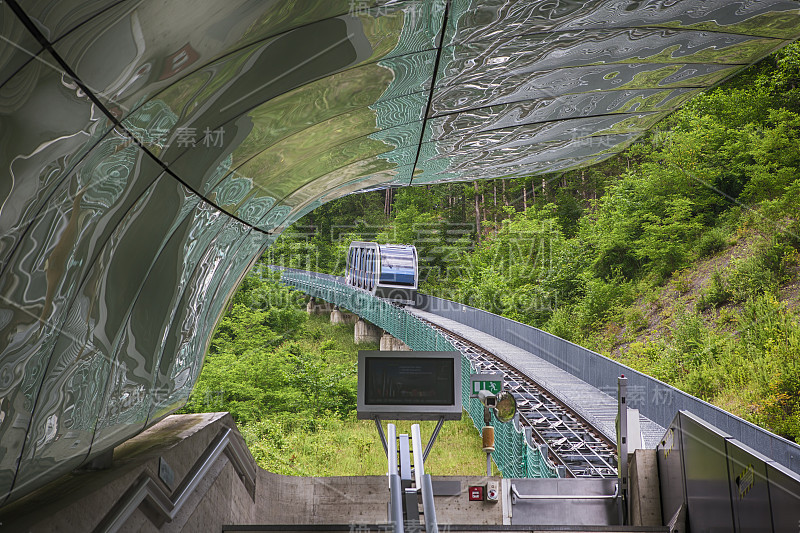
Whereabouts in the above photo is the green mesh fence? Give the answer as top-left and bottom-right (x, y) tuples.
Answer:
(460, 348), (558, 478)
(280, 269), (557, 479)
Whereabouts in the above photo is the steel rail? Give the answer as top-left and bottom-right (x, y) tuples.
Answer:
(424, 321), (619, 478)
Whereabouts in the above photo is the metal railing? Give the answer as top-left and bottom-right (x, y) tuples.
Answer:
(417, 294), (800, 477)
(277, 268), (556, 479)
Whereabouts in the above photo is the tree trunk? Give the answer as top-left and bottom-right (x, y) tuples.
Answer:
(523, 186), (527, 210)
(384, 188), (393, 216)
(493, 181), (497, 226)
(473, 181), (481, 241)
(581, 171), (586, 200)
(482, 190), (487, 235)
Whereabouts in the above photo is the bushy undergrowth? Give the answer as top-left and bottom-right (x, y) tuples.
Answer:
(182, 270), (491, 475)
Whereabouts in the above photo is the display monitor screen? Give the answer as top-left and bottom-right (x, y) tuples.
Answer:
(365, 357), (454, 405)
(357, 351), (462, 420)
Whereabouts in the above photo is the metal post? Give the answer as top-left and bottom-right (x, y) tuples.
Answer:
(617, 375), (628, 525)
(375, 417), (388, 456)
(411, 424), (424, 490)
(387, 423), (404, 533)
(389, 473), (404, 533)
(388, 423), (398, 477)
(413, 424), (438, 533)
(423, 417), (445, 462)
(421, 474), (439, 533)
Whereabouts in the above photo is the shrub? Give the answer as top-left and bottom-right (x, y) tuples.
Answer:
(780, 247), (799, 283)
(672, 271), (691, 294)
(739, 293), (792, 350)
(697, 271), (733, 311)
(728, 256), (777, 302)
(577, 277), (635, 329)
(686, 363), (723, 401)
(716, 307), (739, 327)
(671, 311), (720, 370)
(544, 306), (579, 343)
(696, 228), (728, 258)
(754, 336), (800, 443)
(624, 306), (648, 333)
(762, 231), (800, 283)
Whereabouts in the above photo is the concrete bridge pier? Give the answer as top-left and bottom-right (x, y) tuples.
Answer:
(380, 331), (411, 351)
(305, 297), (334, 315)
(354, 318), (381, 345)
(330, 306), (358, 325)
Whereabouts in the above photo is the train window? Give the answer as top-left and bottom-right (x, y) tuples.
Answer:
(372, 251), (377, 290)
(370, 246), (378, 290)
(358, 248), (365, 289)
(365, 249), (370, 289)
(354, 249), (359, 286)
(356, 248), (363, 288)
(364, 250), (375, 291)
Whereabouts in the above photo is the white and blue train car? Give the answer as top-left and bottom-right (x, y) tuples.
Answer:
(346, 241), (418, 305)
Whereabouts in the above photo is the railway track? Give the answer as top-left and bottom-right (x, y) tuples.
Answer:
(425, 321), (619, 479)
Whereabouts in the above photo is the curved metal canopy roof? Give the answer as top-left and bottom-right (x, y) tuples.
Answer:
(0, 0), (799, 504)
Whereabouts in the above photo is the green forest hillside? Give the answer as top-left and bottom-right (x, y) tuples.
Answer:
(265, 42), (800, 443)
(183, 42), (800, 475)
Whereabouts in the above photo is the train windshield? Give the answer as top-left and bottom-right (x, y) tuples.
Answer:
(379, 246), (416, 286)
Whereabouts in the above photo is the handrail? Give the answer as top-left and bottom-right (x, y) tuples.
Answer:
(413, 424), (439, 533)
(411, 424), (424, 490)
(511, 482), (619, 502)
(386, 423), (404, 533)
(93, 427), (256, 533)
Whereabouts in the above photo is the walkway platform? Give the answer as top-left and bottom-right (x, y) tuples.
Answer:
(408, 309), (665, 449)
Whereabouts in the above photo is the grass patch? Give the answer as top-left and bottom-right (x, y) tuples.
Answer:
(245, 315), (492, 476)
(242, 414), (495, 477)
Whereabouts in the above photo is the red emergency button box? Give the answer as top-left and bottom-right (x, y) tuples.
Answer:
(468, 485), (485, 501)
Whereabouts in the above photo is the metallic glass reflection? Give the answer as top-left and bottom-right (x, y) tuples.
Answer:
(445, 0), (800, 44)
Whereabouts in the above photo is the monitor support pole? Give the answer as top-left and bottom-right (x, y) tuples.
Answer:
(423, 417), (445, 462)
(374, 416), (388, 455)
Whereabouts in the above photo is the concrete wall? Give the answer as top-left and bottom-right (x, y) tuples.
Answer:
(0, 414), (505, 530)
(256, 472), (504, 526)
(629, 449), (662, 527)
(379, 331), (411, 351)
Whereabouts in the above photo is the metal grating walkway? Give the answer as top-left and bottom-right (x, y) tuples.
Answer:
(444, 326), (617, 478)
(408, 309), (666, 454)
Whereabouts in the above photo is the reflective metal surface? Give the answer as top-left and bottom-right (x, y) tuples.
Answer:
(509, 478), (620, 526)
(1, 0), (799, 505)
(726, 439), (774, 533)
(656, 418), (686, 525)
(657, 411), (800, 532)
(494, 390), (516, 424)
(767, 460), (800, 532)
(679, 413), (735, 532)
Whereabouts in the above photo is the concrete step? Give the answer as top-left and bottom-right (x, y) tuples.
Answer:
(223, 525), (669, 532)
